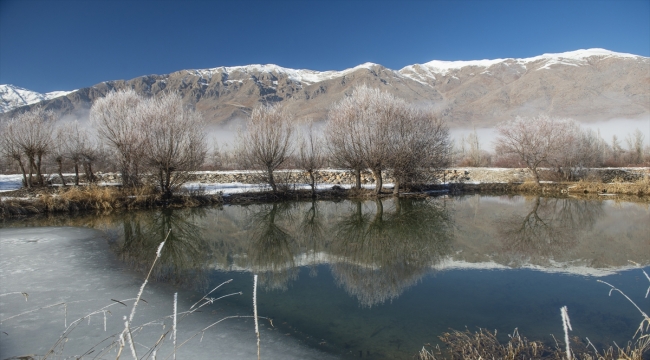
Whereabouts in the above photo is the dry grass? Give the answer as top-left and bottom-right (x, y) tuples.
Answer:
(0, 185), (223, 219)
(417, 328), (648, 360)
(568, 177), (650, 196)
(418, 328), (558, 360)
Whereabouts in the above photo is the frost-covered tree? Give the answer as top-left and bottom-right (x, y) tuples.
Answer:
(91, 89), (145, 188)
(56, 121), (98, 185)
(0, 107), (55, 188)
(325, 86), (393, 193)
(138, 93), (207, 198)
(237, 104), (294, 193)
(0, 120), (29, 187)
(388, 106), (450, 194)
(326, 85), (450, 194)
(325, 95), (365, 190)
(296, 122), (324, 197)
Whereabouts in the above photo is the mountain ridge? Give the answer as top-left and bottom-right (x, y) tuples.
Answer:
(2, 48), (648, 127)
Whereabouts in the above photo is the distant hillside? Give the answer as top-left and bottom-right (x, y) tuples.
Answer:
(1, 49), (648, 127)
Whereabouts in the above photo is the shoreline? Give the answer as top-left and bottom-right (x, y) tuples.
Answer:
(1, 179), (649, 219)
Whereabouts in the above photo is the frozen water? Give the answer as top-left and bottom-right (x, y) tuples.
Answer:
(0, 227), (336, 359)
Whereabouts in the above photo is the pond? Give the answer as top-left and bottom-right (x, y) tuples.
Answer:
(1, 195), (648, 359)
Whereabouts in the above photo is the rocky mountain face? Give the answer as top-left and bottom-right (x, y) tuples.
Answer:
(1, 49), (648, 127)
(0, 84), (73, 113)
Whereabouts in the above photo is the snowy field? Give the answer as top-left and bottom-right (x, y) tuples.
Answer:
(184, 181), (391, 195)
(0, 175), (391, 196)
(0, 227), (336, 359)
(0, 174), (22, 192)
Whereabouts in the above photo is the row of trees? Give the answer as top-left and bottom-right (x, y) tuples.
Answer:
(91, 90), (207, 196)
(455, 117), (648, 175)
(1, 86), (646, 194)
(0, 90), (207, 197)
(237, 86), (452, 195)
(494, 115), (649, 184)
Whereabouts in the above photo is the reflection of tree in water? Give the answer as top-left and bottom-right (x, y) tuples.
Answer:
(298, 201), (326, 277)
(245, 203), (299, 291)
(499, 196), (604, 259)
(109, 208), (211, 288)
(330, 198), (453, 307)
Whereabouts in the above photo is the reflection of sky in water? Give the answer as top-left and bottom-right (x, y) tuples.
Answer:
(1, 196), (648, 359)
(209, 265), (647, 359)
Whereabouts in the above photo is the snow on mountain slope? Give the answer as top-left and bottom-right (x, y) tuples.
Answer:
(1, 48), (646, 119)
(0, 84), (74, 113)
(399, 48), (643, 80)
(188, 62), (383, 85)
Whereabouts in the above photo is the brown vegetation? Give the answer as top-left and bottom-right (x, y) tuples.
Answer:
(0, 185), (222, 219)
(418, 327), (648, 360)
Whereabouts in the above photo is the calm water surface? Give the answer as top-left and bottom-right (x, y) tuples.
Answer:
(2, 195), (649, 359)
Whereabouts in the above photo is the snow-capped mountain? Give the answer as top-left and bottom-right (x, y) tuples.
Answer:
(0, 84), (74, 113)
(1, 48), (648, 126)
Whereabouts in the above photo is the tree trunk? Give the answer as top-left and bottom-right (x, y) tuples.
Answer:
(85, 162), (95, 183)
(57, 159), (66, 187)
(165, 169), (173, 199)
(16, 158), (28, 188)
(354, 169), (361, 190)
(35, 153), (44, 186)
(268, 167), (277, 193)
(27, 156), (34, 189)
(372, 168), (383, 195)
(308, 170), (316, 197)
(159, 169), (165, 196)
(531, 167), (541, 185)
(74, 163), (80, 186)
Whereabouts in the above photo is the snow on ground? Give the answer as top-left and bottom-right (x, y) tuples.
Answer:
(184, 182), (392, 195)
(0, 174), (23, 192)
(0, 227), (336, 359)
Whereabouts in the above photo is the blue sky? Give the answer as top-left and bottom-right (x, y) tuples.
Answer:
(1, 0), (649, 93)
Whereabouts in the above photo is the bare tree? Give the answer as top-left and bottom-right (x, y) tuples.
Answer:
(325, 96), (365, 190)
(611, 135), (623, 165)
(464, 128), (482, 166)
(296, 122), (324, 197)
(50, 129), (68, 186)
(2, 108), (55, 188)
(0, 119), (29, 187)
(56, 121), (98, 185)
(325, 85), (393, 193)
(625, 129), (645, 165)
(388, 106), (450, 194)
(357, 88), (394, 194)
(546, 119), (583, 180)
(237, 104), (294, 193)
(138, 93), (207, 198)
(495, 115), (575, 184)
(90, 89), (145, 188)
(326, 85), (450, 194)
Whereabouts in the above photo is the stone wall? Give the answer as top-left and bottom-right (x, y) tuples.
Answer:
(86, 167), (648, 186)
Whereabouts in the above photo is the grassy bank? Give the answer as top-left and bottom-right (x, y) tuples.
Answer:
(444, 178), (650, 197)
(2, 178), (649, 219)
(0, 185), (222, 219)
(417, 326), (649, 360)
